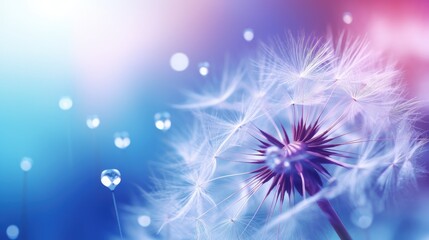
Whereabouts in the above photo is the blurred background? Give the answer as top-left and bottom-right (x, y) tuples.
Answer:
(0, 0), (428, 239)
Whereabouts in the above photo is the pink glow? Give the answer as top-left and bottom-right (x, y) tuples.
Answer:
(370, 18), (429, 59)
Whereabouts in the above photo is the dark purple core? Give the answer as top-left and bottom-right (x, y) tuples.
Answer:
(251, 117), (349, 203)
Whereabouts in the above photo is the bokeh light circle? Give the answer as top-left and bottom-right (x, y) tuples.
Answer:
(20, 157), (33, 172)
(170, 52), (189, 71)
(137, 215), (151, 227)
(243, 28), (254, 42)
(343, 12), (353, 24)
(351, 207), (373, 229)
(198, 62), (210, 76)
(59, 96), (73, 110)
(6, 225), (19, 239)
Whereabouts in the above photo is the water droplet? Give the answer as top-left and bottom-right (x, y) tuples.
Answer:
(59, 96), (73, 110)
(6, 225), (19, 239)
(198, 62), (210, 76)
(101, 169), (121, 191)
(343, 12), (353, 24)
(351, 206), (373, 229)
(265, 146), (287, 172)
(243, 28), (254, 42)
(154, 112), (171, 131)
(114, 132), (131, 149)
(137, 215), (151, 227)
(170, 52), (189, 71)
(20, 157), (32, 172)
(86, 115), (100, 129)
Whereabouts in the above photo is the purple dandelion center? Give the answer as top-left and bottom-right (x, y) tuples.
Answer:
(265, 142), (307, 173)
(252, 114), (349, 201)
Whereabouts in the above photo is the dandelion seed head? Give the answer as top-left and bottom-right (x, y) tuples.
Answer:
(125, 33), (424, 239)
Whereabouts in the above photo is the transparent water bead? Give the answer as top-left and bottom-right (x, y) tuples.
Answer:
(86, 115), (100, 129)
(6, 225), (19, 239)
(243, 28), (254, 42)
(101, 169), (121, 191)
(198, 62), (210, 76)
(154, 112), (171, 131)
(114, 132), (131, 149)
(343, 12), (353, 24)
(265, 146), (288, 173)
(20, 157), (33, 172)
(59, 96), (73, 110)
(137, 215), (151, 227)
(170, 52), (189, 71)
(265, 142), (308, 173)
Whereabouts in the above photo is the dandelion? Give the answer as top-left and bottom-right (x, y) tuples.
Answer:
(129, 33), (424, 239)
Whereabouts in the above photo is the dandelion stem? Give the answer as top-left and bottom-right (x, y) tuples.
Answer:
(307, 186), (351, 240)
(317, 199), (352, 240)
(112, 191), (124, 240)
(316, 199), (352, 240)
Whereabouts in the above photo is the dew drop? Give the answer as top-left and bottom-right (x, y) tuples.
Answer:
(86, 115), (100, 129)
(265, 146), (287, 172)
(101, 169), (121, 191)
(154, 112), (171, 131)
(114, 132), (131, 149)
(59, 96), (73, 110)
(170, 52), (189, 71)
